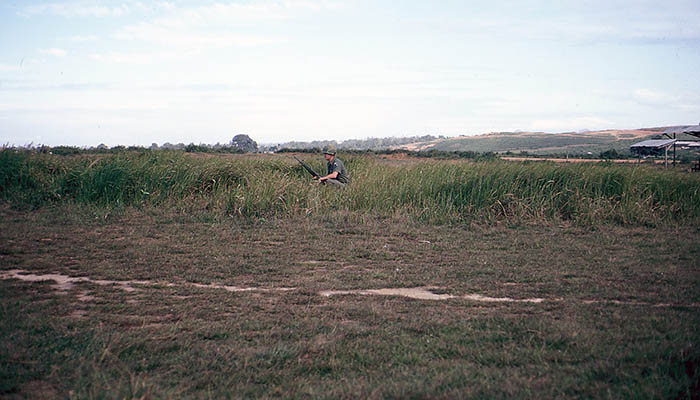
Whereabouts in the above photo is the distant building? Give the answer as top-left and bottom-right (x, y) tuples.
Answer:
(663, 124), (700, 139)
(631, 124), (700, 168)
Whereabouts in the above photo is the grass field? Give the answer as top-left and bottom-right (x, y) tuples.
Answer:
(2, 150), (699, 225)
(1, 150), (699, 398)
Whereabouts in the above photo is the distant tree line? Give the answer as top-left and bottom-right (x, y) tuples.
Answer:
(8, 134), (445, 155)
(8, 134), (259, 156)
(277, 147), (498, 160)
(269, 135), (443, 152)
(13, 132), (673, 162)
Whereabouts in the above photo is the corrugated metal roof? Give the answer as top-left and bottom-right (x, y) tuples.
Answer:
(676, 141), (700, 148)
(630, 139), (677, 149)
(664, 125), (700, 135)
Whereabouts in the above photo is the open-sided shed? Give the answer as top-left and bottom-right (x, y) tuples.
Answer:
(630, 139), (676, 166)
(631, 124), (700, 169)
(664, 124), (700, 139)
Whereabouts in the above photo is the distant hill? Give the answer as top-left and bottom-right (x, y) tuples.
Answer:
(269, 126), (698, 156)
(395, 128), (682, 155)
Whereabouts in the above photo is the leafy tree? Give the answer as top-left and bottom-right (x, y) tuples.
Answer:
(230, 134), (258, 152)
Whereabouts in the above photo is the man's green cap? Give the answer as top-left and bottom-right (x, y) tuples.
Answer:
(322, 146), (336, 156)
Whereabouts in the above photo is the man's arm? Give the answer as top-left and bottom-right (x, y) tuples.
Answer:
(318, 171), (339, 182)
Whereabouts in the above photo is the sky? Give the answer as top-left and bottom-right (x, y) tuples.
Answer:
(1, 0), (699, 147)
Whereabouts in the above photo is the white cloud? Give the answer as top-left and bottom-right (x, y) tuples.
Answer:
(21, 2), (131, 18)
(0, 63), (21, 72)
(432, 2), (700, 44)
(90, 51), (162, 65)
(19, 0), (180, 18)
(676, 103), (700, 112)
(39, 48), (68, 57)
(633, 88), (678, 106)
(112, 1), (334, 48)
(114, 24), (279, 47)
(61, 34), (100, 41)
(538, 16), (700, 43)
(529, 116), (615, 132)
(632, 89), (700, 115)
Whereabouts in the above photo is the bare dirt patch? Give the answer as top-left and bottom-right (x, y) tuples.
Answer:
(191, 282), (296, 293)
(4, 269), (699, 308)
(461, 293), (545, 303)
(0, 269), (296, 295)
(76, 291), (95, 302)
(0, 269), (148, 293)
(69, 310), (87, 318)
(321, 287), (547, 303)
(320, 287), (454, 301)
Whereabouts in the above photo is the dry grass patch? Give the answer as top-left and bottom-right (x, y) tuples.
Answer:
(1, 205), (699, 398)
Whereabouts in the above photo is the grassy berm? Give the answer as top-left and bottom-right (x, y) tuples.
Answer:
(1, 150), (699, 399)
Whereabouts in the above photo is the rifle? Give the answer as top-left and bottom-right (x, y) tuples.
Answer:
(293, 156), (320, 179)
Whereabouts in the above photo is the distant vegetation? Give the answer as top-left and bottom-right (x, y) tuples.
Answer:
(18, 127), (700, 162)
(427, 132), (626, 154)
(273, 135), (444, 152)
(26, 134), (259, 155)
(270, 127), (698, 161)
(407, 131), (645, 156)
(2, 149), (698, 226)
(404, 129), (700, 159)
(277, 147), (498, 161)
(23, 134), (444, 154)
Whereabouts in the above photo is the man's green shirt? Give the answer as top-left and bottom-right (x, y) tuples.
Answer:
(328, 158), (350, 184)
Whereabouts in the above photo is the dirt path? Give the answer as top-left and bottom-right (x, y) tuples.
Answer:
(4, 269), (698, 308)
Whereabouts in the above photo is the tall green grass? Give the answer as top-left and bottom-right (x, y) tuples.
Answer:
(349, 160), (700, 224)
(1, 149), (698, 225)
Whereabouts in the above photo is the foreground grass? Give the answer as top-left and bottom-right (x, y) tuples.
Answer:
(1, 205), (699, 398)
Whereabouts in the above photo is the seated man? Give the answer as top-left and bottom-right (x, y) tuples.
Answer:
(317, 146), (350, 186)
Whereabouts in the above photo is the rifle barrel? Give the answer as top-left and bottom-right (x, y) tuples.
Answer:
(294, 156), (319, 178)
